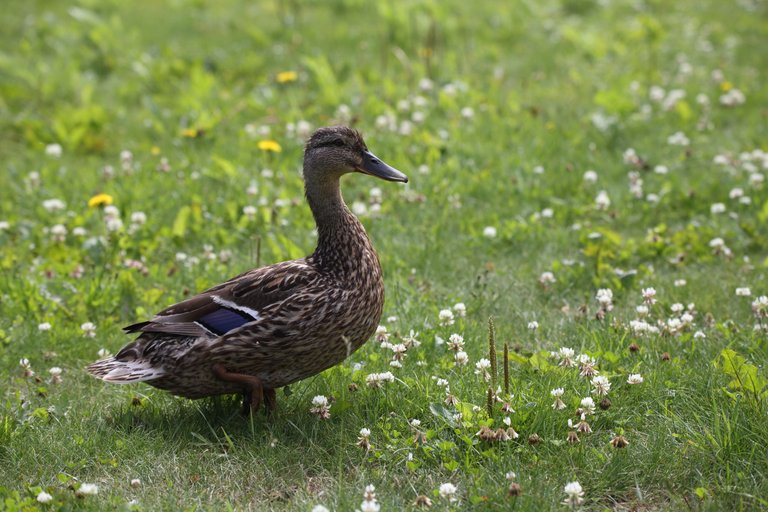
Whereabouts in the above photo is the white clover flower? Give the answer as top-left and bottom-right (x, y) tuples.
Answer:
(36, 491), (53, 503)
(591, 376), (611, 396)
(577, 354), (598, 378)
(375, 325), (389, 345)
(453, 302), (466, 317)
(662, 89), (686, 110)
(72, 226), (87, 237)
(359, 501), (380, 512)
(106, 217), (123, 232)
(130, 211), (147, 225)
(670, 303), (684, 313)
(563, 481), (584, 506)
(596, 288), (613, 310)
(130, 478), (141, 488)
(580, 397), (596, 415)
(736, 287), (751, 297)
(527, 321), (539, 331)
(629, 319), (653, 335)
(557, 347), (576, 367)
(649, 85), (665, 102)
(640, 286), (657, 304)
(81, 322), (96, 337)
(710, 203), (726, 214)
(77, 483), (98, 496)
(438, 308), (455, 326)
(595, 190), (611, 210)
(539, 271), (556, 285)
(752, 296), (768, 319)
(474, 358), (491, 381)
(483, 226), (497, 238)
(50, 224), (67, 242)
(623, 148), (640, 166)
(439, 483), (458, 502)
(460, 107), (475, 119)
(447, 333), (464, 351)
(551, 388), (566, 410)
(398, 120), (413, 136)
(310, 395), (331, 419)
(583, 170), (598, 183)
(709, 237), (725, 248)
(591, 112), (617, 131)
(243, 205), (257, 219)
(42, 199), (66, 212)
(627, 373), (644, 385)
(654, 165), (669, 175)
(402, 329), (420, 348)
(49, 367), (62, 384)
(674, 279), (687, 287)
(720, 88), (746, 106)
(38, 322), (52, 332)
(454, 351), (469, 367)
(45, 143), (63, 158)
(366, 372), (395, 388)
(667, 131), (690, 146)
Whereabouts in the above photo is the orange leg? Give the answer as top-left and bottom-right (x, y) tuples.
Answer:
(211, 364), (264, 416)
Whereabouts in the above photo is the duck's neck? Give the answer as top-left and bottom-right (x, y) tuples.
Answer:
(305, 174), (373, 270)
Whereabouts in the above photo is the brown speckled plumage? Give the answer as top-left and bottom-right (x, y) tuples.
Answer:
(87, 126), (408, 413)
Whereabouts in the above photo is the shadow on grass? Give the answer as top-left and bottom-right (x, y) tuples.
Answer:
(98, 389), (336, 454)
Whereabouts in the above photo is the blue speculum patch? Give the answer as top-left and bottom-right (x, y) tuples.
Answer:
(197, 307), (255, 335)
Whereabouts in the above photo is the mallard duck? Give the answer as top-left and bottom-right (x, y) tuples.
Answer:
(88, 126), (408, 414)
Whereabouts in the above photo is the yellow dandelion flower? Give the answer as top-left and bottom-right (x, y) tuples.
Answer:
(181, 128), (199, 138)
(88, 193), (114, 208)
(150, 146), (161, 156)
(258, 140), (282, 153)
(720, 81), (733, 92)
(276, 71), (298, 83)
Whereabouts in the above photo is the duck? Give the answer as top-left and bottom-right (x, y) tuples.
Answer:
(88, 126), (408, 414)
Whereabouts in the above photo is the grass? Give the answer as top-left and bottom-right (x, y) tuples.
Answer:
(1, 0), (767, 510)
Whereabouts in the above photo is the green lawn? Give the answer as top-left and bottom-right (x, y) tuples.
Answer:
(1, 0), (767, 510)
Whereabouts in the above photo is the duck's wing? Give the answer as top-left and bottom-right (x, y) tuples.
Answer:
(123, 260), (316, 338)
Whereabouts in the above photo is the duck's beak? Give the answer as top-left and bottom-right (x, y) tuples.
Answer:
(358, 150), (409, 183)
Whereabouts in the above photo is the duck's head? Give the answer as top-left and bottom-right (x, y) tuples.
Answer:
(304, 126), (408, 184)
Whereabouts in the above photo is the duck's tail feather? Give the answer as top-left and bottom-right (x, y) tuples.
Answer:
(87, 357), (166, 383)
